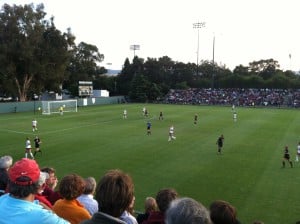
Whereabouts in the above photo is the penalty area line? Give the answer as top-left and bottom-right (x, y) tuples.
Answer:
(0, 129), (32, 135)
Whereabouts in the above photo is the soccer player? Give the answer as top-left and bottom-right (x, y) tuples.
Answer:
(33, 136), (42, 157)
(168, 125), (176, 141)
(282, 145), (293, 168)
(232, 104), (235, 111)
(194, 114), (198, 124)
(216, 134), (224, 154)
(147, 121), (152, 135)
(159, 111), (164, 121)
(59, 106), (64, 115)
(32, 118), (38, 132)
(25, 137), (34, 159)
(296, 142), (300, 162)
(233, 111), (237, 122)
(123, 109), (127, 119)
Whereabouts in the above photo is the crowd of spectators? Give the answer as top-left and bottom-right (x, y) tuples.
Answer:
(164, 88), (300, 108)
(0, 156), (267, 224)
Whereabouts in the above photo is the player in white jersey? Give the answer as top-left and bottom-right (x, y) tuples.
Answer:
(32, 119), (38, 132)
(296, 142), (300, 162)
(168, 125), (176, 141)
(233, 112), (237, 122)
(123, 109), (127, 119)
(25, 137), (34, 159)
(142, 107), (146, 116)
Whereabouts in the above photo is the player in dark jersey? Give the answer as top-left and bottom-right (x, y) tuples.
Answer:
(194, 114), (198, 124)
(216, 134), (224, 154)
(146, 121), (152, 135)
(159, 111), (163, 121)
(282, 145), (293, 168)
(33, 136), (42, 156)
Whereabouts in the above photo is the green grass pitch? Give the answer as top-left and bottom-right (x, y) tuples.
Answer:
(0, 103), (300, 223)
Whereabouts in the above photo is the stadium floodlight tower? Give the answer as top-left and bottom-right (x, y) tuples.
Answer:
(130, 44), (140, 58)
(193, 21), (206, 76)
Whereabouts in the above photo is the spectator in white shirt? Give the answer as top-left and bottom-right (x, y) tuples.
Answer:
(77, 177), (99, 215)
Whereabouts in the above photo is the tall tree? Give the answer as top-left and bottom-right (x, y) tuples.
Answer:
(37, 25), (75, 94)
(129, 73), (149, 102)
(0, 3), (74, 101)
(117, 56), (144, 95)
(65, 41), (104, 96)
(233, 64), (250, 76)
(248, 59), (280, 80)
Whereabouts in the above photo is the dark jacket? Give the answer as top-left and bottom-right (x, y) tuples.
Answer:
(81, 212), (127, 224)
(0, 169), (9, 196)
(142, 211), (164, 224)
(42, 186), (62, 205)
(136, 213), (149, 224)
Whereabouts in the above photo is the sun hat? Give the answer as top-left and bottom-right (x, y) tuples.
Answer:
(9, 158), (40, 185)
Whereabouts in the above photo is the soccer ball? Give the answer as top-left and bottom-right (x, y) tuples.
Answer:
(63, 104), (66, 108)
(38, 107), (41, 111)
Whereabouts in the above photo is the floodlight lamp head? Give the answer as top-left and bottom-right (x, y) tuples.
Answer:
(130, 44), (140, 50)
(193, 22), (206, 29)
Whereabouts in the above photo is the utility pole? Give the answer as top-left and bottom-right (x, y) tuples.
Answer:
(212, 35), (215, 89)
(193, 22), (205, 76)
(130, 44), (140, 58)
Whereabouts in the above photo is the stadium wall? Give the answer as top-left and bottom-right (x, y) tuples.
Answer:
(0, 96), (125, 114)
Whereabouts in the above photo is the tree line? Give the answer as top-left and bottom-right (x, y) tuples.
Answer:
(118, 57), (300, 102)
(1, 3), (299, 102)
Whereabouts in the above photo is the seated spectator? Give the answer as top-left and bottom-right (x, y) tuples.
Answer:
(81, 169), (134, 224)
(77, 177), (99, 215)
(209, 200), (241, 224)
(35, 171), (52, 209)
(41, 167), (62, 205)
(53, 174), (91, 224)
(165, 197), (212, 224)
(143, 188), (178, 224)
(0, 155), (13, 196)
(0, 158), (69, 223)
(137, 197), (157, 224)
(120, 196), (138, 224)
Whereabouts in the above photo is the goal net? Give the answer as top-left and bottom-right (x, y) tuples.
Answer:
(42, 100), (78, 115)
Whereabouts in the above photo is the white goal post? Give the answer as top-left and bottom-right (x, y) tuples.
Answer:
(42, 100), (78, 115)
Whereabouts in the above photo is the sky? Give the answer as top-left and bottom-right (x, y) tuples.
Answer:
(3, 0), (300, 72)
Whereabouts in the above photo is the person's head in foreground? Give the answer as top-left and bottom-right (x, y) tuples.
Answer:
(144, 197), (157, 213)
(8, 158), (40, 198)
(156, 188), (178, 213)
(58, 174), (85, 200)
(165, 197), (212, 224)
(209, 200), (241, 224)
(0, 155), (13, 170)
(95, 169), (134, 217)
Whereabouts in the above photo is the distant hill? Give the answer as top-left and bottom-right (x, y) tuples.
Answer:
(105, 69), (121, 76)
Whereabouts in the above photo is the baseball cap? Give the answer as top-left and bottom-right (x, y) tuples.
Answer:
(9, 158), (40, 185)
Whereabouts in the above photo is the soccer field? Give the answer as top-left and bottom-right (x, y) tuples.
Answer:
(0, 103), (300, 223)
